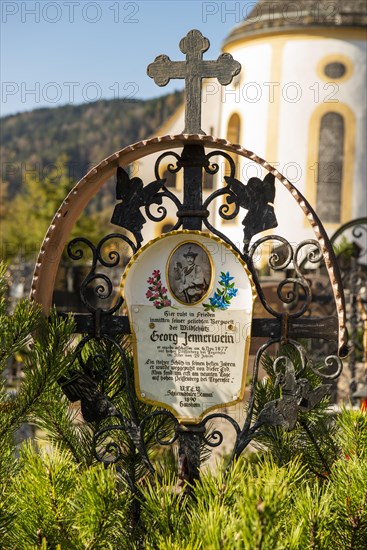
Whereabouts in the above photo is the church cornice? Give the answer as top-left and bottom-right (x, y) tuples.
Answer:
(223, 0), (367, 47)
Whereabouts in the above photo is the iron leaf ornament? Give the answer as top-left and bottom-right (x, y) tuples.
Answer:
(111, 167), (165, 246)
(224, 172), (278, 244)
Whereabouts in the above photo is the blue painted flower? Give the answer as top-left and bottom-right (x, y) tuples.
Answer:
(220, 272), (234, 285)
(227, 287), (238, 298)
(203, 272), (237, 311)
(209, 293), (224, 308)
(209, 293), (229, 310)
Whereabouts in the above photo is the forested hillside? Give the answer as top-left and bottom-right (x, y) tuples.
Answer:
(0, 91), (183, 261)
(1, 91), (183, 197)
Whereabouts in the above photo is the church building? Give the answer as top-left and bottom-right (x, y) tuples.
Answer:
(136, 0), (367, 248)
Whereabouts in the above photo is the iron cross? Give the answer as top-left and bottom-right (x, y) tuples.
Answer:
(147, 29), (241, 135)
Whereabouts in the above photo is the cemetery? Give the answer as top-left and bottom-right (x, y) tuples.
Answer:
(1, 1), (366, 548)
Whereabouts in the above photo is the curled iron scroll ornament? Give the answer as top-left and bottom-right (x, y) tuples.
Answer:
(247, 236), (323, 320)
(148, 150), (272, 252)
(67, 233), (137, 314)
(330, 218), (367, 294)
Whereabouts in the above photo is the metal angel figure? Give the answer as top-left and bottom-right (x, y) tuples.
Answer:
(224, 172), (278, 244)
(111, 167), (165, 245)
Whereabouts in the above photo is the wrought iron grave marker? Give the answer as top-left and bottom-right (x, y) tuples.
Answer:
(31, 30), (348, 490)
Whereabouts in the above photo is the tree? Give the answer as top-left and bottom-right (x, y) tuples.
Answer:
(1, 155), (109, 263)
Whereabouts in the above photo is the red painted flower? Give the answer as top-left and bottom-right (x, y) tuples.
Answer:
(146, 269), (172, 309)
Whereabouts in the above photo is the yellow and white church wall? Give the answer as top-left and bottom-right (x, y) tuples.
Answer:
(135, 4), (367, 250)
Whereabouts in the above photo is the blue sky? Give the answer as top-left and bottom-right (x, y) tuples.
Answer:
(1, 1), (255, 117)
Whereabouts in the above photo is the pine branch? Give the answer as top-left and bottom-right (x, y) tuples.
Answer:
(0, 299), (41, 368)
(0, 310), (75, 441)
(299, 419), (331, 475)
(35, 392), (94, 465)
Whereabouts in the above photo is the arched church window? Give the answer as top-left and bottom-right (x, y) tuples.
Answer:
(203, 171), (214, 189)
(226, 113), (241, 178)
(316, 112), (344, 224)
(227, 113), (241, 144)
(203, 126), (215, 189)
(222, 114), (241, 223)
(155, 220), (174, 237)
(162, 168), (176, 188)
(161, 223), (173, 234)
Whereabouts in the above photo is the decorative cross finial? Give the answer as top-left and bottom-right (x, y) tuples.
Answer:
(147, 29), (241, 135)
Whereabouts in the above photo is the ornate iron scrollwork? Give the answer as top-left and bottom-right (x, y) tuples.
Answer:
(330, 218), (367, 402)
(58, 144), (346, 493)
(199, 154), (278, 250)
(67, 233), (136, 314)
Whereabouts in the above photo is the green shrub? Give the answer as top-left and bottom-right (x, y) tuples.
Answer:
(1, 264), (366, 549)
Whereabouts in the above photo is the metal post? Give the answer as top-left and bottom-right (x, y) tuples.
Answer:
(180, 144), (205, 230)
(176, 144), (206, 484)
(349, 256), (358, 404)
(176, 424), (205, 491)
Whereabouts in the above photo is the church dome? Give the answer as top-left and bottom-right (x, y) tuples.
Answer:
(224, 0), (367, 46)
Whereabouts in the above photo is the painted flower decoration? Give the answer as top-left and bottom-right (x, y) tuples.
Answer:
(220, 272), (234, 286)
(203, 271), (238, 311)
(146, 269), (172, 309)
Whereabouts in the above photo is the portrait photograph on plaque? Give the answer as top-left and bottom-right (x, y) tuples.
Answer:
(167, 241), (212, 305)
